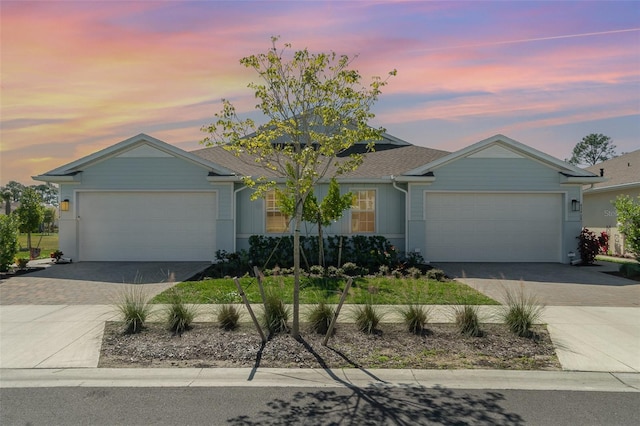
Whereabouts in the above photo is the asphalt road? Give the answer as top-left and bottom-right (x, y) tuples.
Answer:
(1, 386), (638, 425)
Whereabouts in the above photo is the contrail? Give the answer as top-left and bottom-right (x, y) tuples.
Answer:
(414, 28), (640, 52)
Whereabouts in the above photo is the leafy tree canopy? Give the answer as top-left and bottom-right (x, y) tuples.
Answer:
(568, 133), (617, 166)
(201, 37), (395, 337)
(614, 195), (640, 261)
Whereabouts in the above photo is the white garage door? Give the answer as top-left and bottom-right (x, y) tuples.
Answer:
(78, 192), (216, 261)
(425, 193), (561, 262)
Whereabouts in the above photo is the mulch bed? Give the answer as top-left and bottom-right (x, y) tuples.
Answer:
(99, 321), (560, 370)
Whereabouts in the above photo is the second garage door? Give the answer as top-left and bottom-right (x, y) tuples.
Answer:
(424, 192), (561, 262)
(78, 192), (216, 261)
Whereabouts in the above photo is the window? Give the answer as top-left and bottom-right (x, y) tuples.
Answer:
(266, 190), (289, 233)
(351, 190), (375, 233)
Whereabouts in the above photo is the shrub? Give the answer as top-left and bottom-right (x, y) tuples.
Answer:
(406, 267), (422, 279)
(426, 269), (446, 282)
(217, 304), (240, 330)
(327, 266), (342, 277)
(378, 265), (389, 276)
(262, 289), (290, 334)
(164, 288), (197, 335)
(400, 304), (430, 334)
(342, 262), (363, 277)
(597, 231), (610, 255)
(614, 195), (640, 261)
(352, 303), (383, 334)
(307, 302), (335, 335)
(577, 228), (600, 265)
(403, 251), (425, 268)
(309, 265), (325, 276)
(0, 214), (20, 272)
(114, 286), (152, 334)
(452, 305), (482, 337)
(500, 286), (544, 338)
(15, 257), (29, 269)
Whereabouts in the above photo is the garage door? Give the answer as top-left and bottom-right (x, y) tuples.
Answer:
(425, 193), (561, 262)
(78, 192), (216, 261)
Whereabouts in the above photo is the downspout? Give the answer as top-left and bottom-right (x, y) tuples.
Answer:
(233, 184), (249, 253)
(391, 176), (409, 255)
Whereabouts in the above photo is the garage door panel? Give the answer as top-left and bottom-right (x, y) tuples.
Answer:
(78, 192), (216, 261)
(425, 193), (561, 262)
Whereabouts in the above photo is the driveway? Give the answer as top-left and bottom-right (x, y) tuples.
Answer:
(0, 261), (211, 305)
(436, 262), (640, 372)
(436, 262), (640, 307)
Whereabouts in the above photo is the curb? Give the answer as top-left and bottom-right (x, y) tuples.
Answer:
(1, 368), (638, 392)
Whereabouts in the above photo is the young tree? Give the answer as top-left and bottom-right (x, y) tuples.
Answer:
(614, 195), (640, 261)
(568, 133), (617, 166)
(202, 37), (395, 338)
(15, 188), (45, 256)
(279, 177), (354, 267)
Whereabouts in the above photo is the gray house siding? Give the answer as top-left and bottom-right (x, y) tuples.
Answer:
(407, 157), (582, 263)
(57, 156), (234, 260)
(235, 182), (407, 254)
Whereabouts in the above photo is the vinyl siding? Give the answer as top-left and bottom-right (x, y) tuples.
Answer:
(79, 157), (213, 189)
(408, 157), (582, 263)
(235, 182), (406, 253)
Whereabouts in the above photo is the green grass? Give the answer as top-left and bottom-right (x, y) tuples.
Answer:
(595, 255), (638, 265)
(151, 276), (498, 305)
(17, 233), (59, 259)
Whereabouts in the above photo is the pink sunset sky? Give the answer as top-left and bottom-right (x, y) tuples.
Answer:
(1, 1), (639, 186)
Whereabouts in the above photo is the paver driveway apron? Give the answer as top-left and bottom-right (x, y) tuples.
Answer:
(0, 261), (210, 368)
(437, 262), (640, 373)
(0, 261), (211, 305)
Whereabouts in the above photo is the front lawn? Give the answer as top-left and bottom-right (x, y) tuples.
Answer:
(16, 233), (59, 259)
(151, 276), (498, 305)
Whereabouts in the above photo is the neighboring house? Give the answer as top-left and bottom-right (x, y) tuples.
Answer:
(33, 133), (602, 263)
(583, 150), (640, 256)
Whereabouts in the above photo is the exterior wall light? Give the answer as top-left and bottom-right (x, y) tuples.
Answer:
(60, 199), (70, 212)
(571, 199), (581, 212)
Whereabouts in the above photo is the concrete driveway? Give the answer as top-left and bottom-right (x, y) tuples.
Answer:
(436, 262), (640, 306)
(0, 261), (211, 305)
(437, 262), (640, 372)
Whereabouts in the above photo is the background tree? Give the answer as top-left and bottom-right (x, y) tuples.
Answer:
(279, 177), (354, 267)
(0, 214), (20, 272)
(202, 37), (395, 338)
(614, 195), (640, 261)
(42, 207), (57, 234)
(2, 189), (12, 215)
(32, 183), (59, 206)
(15, 188), (45, 256)
(2, 181), (25, 202)
(568, 133), (617, 166)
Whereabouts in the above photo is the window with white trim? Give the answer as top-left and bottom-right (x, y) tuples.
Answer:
(351, 189), (375, 233)
(266, 190), (289, 233)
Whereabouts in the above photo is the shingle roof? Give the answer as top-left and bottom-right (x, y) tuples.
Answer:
(191, 144), (451, 180)
(585, 149), (640, 190)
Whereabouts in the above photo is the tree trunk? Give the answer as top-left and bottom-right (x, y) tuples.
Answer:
(317, 211), (324, 267)
(292, 197), (303, 340)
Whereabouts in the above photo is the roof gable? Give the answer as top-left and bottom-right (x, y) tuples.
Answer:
(35, 134), (235, 181)
(405, 134), (599, 179)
